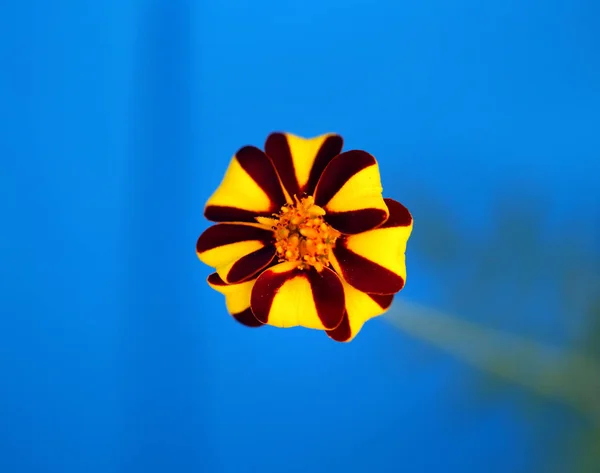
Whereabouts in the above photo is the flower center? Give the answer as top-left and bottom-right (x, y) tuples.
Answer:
(258, 195), (341, 272)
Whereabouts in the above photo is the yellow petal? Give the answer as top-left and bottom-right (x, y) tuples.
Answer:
(207, 273), (263, 327)
(326, 281), (394, 342)
(264, 132), (343, 197)
(199, 240), (264, 270)
(250, 262), (345, 330)
(314, 150), (389, 233)
(196, 223), (276, 283)
(329, 199), (413, 294)
(327, 163), (384, 212)
(204, 146), (287, 223)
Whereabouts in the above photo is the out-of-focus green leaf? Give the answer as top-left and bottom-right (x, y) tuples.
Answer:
(393, 187), (600, 471)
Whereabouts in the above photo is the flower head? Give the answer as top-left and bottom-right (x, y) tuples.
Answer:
(196, 132), (413, 342)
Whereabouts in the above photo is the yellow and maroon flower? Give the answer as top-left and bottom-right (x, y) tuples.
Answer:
(196, 132), (413, 342)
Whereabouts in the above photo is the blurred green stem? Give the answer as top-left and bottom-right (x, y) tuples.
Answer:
(386, 301), (600, 423)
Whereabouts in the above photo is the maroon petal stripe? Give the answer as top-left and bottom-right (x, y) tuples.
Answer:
(264, 133), (300, 197)
(196, 223), (274, 254)
(204, 146), (287, 223)
(332, 240), (405, 295)
(368, 293), (394, 310)
(304, 135), (344, 195)
(250, 265), (345, 330)
(331, 197), (411, 294)
(380, 198), (412, 228)
(313, 150), (376, 207)
(326, 311), (351, 342)
(231, 308), (264, 328)
(264, 133), (344, 197)
(226, 245), (277, 283)
(207, 272), (227, 286)
(325, 208), (389, 235)
(236, 146), (287, 208)
(204, 206), (263, 223)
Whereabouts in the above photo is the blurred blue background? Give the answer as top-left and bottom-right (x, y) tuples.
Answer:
(1, 0), (599, 472)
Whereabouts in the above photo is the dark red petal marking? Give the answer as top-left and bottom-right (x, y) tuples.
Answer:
(333, 240), (405, 295)
(368, 293), (394, 310)
(231, 308), (264, 327)
(196, 223), (274, 254)
(264, 133), (300, 197)
(313, 150), (376, 207)
(381, 198), (413, 228)
(304, 135), (344, 195)
(250, 269), (288, 324)
(207, 272), (227, 286)
(250, 265), (345, 330)
(307, 267), (345, 330)
(204, 206), (270, 223)
(264, 133), (344, 197)
(227, 245), (277, 283)
(326, 311), (352, 342)
(325, 208), (389, 234)
(236, 145), (287, 207)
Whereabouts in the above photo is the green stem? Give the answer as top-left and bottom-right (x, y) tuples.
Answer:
(385, 301), (600, 422)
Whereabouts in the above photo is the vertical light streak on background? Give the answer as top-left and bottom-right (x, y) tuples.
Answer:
(121, 1), (206, 471)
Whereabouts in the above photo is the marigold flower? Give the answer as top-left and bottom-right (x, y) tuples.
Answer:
(196, 132), (413, 342)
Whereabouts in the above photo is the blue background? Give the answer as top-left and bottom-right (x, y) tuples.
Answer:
(1, 0), (598, 472)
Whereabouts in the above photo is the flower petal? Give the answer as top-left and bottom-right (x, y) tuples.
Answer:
(207, 273), (263, 327)
(250, 262), (345, 330)
(196, 223), (276, 283)
(326, 283), (394, 342)
(330, 198), (413, 294)
(264, 132), (344, 197)
(314, 150), (389, 234)
(225, 246), (277, 284)
(205, 146), (288, 223)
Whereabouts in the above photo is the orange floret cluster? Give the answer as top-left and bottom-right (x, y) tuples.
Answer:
(271, 195), (341, 272)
